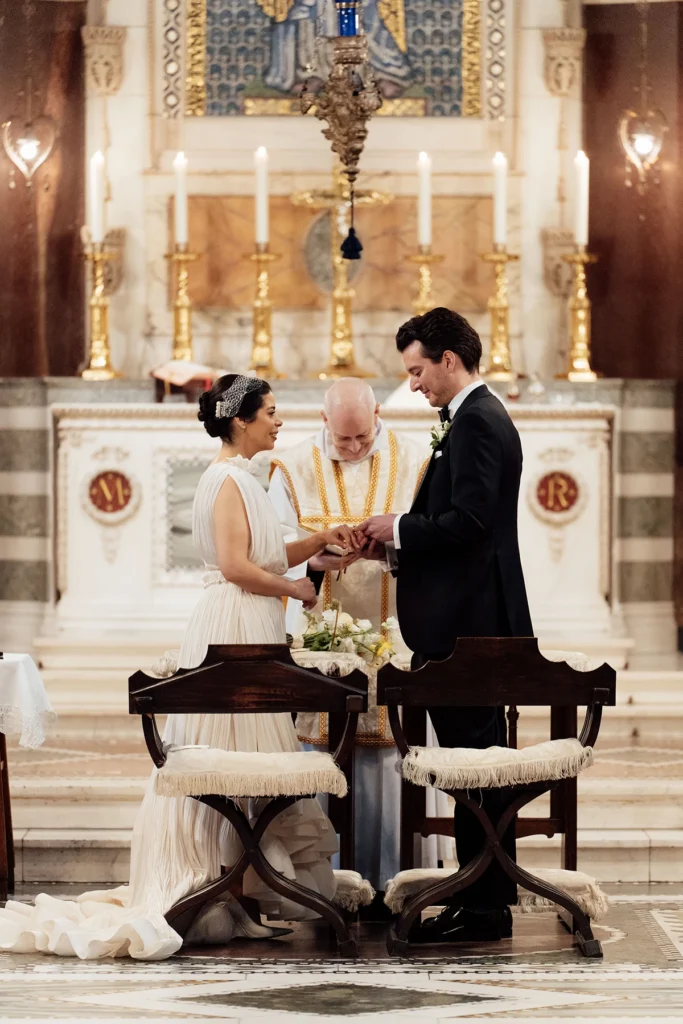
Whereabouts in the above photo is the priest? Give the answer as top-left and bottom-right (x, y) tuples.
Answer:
(268, 377), (430, 890)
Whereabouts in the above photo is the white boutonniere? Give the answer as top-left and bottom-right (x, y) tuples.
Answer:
(430, 420), (451, 451)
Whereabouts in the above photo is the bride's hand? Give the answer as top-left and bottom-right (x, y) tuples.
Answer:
(320, 524), (364, 553)
(290, 577), (317, 607)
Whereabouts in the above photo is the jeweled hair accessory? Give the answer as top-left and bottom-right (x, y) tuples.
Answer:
(214, 376), (263, 419)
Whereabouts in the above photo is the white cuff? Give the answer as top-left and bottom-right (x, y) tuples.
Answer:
(393, 513), (404, 550)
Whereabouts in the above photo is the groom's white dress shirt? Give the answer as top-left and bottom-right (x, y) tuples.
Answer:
(391, 379), (488, 551)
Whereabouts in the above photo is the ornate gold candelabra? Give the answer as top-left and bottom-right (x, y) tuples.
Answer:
(291, 167), (392, 379)
(166, 244), (199, 362)
(406, 245), (445, 316)
(82, 243), (121, 380)
(480, 245), (519, 381)
(246, 242), (283, 378)
(558, 246), (598, 381)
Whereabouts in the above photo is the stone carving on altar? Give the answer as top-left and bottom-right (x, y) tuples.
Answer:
(542, 27), (585, 99)
(542, 228), (575, 299)
(81, 25), (127, 96)
(152, 449), (211, 583)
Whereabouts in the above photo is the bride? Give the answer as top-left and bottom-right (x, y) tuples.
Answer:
(0, 374), (361, 960)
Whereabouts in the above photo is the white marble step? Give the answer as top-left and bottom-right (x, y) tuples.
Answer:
(12, 827), (683, 885)
(11, 777), (683, 831)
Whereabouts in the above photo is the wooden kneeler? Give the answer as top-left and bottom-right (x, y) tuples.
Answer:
(129, 644), (368, 956)
(377, 638), (616, 959)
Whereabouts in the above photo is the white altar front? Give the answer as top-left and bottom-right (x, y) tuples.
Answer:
(41, 400), (631, 687)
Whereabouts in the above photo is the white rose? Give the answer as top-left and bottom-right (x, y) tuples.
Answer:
(291, 636), (304, 650)
(338, 612), (354, 629)
(356, 619), (373, 632)
(322, 608), (338, 626)
(350, 623), (362, 634)
(339, 637), (355, 653)
(368, 633), (382, 647)
(383, 616), (399, 632)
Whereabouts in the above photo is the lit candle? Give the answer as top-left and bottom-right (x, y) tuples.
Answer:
(173, 151), (188, 247)
(574, 149), (590, 247)
(254, 146), (269, 246)
(492, 151), (507, 247)
(417, 151), (432, 247)
(89, 151), (105, 244)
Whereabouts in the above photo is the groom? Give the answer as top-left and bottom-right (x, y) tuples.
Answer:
(361, 307), (533, 944)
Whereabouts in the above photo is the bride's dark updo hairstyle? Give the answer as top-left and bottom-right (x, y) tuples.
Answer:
(198, 374), (272, 442)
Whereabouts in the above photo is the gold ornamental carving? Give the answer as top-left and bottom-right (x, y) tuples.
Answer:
(165, 245), (200, 362)
(82, 243), (121, 381)
(247, 243), (284, 378)
(462, 0), (482, 117)
(480, 246), (519, 381)
(406, 246), (445, 316)
(186, 0), (207, 116)
(558, 247), (598, 382)
(81, 25), (127, 96)
(542, 28), (585, 98)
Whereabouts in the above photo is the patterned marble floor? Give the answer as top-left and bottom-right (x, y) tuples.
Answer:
(2, 887), (683, 1020)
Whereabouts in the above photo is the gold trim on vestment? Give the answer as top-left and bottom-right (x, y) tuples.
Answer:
(378, 0), (407, 53)
(185, 0), (207, 116)
(414, 456), (431, 499)
(462, 0), (482, 118)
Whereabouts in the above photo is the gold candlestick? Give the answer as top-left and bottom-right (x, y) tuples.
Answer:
(480, 245), (519, 381)
(247, 243), (284, 379)
(166, 244), (199, 362)
(82, 243), (121, 380)
(559, 246), (598, 381)
(406, 245), (445, 316)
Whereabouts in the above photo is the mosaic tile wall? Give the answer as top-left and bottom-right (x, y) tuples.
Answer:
(203, 0), (466, 115)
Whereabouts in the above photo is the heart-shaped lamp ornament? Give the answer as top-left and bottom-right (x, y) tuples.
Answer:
(2, 114), (57, 185)
(618, 107), (668, 193)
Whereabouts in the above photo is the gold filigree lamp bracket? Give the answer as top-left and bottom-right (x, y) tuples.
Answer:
(557, 247), (598, 382)
(480, 246), (519, 381)
(165, 245), (200, 363)
(245, 243), (284, 379)
(406, 245), (445, 316)
(82, 244), (121, 381)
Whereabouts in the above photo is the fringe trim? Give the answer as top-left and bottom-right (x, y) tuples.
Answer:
(400, 746), (594, 790)
(154, 767), (348, 800)
(517, 880), (609, 922)
(332, 874), (376, 913)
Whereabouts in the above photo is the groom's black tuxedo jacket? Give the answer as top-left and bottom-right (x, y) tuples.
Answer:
(396, 386), (533, 655)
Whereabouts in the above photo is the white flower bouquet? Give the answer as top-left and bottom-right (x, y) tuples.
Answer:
(290, 600), (399, 667)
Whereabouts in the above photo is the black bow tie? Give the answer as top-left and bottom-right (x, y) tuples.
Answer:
(439, 406), (451, 424)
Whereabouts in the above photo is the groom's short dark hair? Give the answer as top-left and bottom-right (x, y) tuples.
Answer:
(396, 307), (482, 373)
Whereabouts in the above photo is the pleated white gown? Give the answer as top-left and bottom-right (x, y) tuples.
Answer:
(0, 457), (337, 960)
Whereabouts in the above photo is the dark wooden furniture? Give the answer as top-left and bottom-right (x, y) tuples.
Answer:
(0, 730), (14, 902)
(129, 644), (368, 955)
(377, 638), (616, 958)
(399, 704), (580, 872)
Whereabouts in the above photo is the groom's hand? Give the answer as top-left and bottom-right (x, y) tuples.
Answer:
(360, 514), (397, 544)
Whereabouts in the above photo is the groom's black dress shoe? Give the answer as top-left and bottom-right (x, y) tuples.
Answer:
(408, 906), (512, 944)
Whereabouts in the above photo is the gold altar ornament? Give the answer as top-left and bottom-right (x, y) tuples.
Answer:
(246, 242), (284, 378)
(406, 245), (445, 316)
(165, 244), (199, 363)
(480, 245), (519, 382)
(291, 168), (392, 378)
(82, 243), (121, 381)
(559, 246), (598, 382)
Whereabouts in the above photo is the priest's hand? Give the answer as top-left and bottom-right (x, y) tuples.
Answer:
(309, 551), (362, 572)
(360, 514), (397, 545)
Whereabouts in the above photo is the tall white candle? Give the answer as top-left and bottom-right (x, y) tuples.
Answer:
(254, 146), (269, 245)
(574, 150), (590, 247)
(173, 151), (188, 247)
(417, 151), (432, 247)
(89, 151), (105, 244)
(492, 151), (508, 247)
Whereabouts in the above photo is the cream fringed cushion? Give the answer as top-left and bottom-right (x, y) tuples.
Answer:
(401, 738), (593, 790)
(332, 870), (375, 913)
(384, 867), (609, 922)
(154, 746), (347, 799)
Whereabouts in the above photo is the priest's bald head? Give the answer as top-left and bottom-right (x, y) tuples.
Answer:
(322, 378), (380, 463)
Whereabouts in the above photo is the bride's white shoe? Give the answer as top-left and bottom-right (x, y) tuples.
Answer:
(183, 895), (290, 945)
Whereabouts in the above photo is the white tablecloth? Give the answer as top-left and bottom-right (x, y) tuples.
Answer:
(0, 654), (56, 748)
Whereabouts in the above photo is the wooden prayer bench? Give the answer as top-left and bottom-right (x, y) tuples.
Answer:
(129, 643), (369, 956)
(377, 638), (616, 958)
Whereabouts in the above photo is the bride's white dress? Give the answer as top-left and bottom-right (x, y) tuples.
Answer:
(0, 457), (337, 959)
